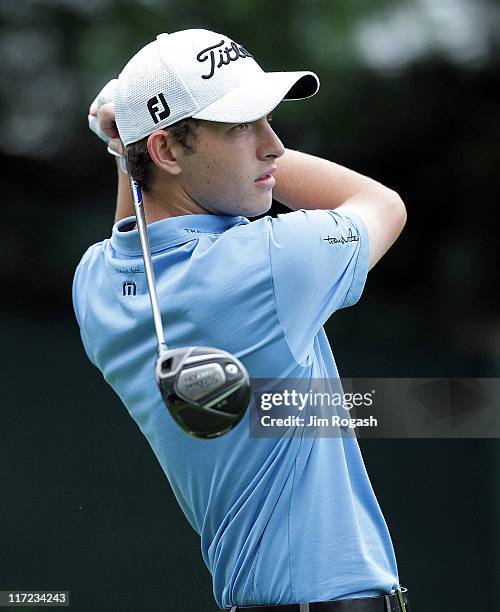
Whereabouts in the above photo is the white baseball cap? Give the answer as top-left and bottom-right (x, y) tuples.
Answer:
(115, 29), (320, 146)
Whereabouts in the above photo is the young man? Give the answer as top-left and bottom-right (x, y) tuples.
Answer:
(75, 29), (409, 611)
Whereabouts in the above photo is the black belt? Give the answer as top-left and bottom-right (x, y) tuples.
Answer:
(221, 587), (410, 612)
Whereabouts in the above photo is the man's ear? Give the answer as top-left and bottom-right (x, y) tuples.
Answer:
(147, 130), (182, 176)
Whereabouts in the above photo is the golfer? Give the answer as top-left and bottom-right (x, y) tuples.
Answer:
(74, 28), (409, 611)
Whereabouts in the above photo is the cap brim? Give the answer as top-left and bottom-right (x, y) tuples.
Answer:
(191, 71), (319, 123)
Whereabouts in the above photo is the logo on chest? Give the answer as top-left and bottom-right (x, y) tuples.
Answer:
(122, 281), (137, 296)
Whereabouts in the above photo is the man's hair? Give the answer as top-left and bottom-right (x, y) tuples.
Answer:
(125, 118), (200, 192)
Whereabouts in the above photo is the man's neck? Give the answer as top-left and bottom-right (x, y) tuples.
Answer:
(143, 188), (210, 224)
(115, 161), (210, 224)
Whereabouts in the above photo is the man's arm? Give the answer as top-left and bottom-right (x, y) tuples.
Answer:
(90, 80), (405, 256)
(88, 90), (134, 223)
(98, 103), (134, 223)
(273, 149), (407, 269)
(114, 157), (134, 222)
(112, 146), (406, 266)
(94, 95), (406, 258)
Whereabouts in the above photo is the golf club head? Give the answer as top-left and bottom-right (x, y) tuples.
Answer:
(155, 346), (251, 439)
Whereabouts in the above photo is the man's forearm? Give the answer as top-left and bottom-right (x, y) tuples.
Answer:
(273, 149), (395, 211)
(115, 158), (134, 222)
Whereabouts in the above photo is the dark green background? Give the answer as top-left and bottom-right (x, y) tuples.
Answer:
(1, 0), (499, 610)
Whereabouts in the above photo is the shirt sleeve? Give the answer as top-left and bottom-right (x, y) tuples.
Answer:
(268, 208), (369, 365)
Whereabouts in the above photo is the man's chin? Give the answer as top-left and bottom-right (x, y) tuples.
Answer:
(204, 195), (272, 218)
(245, 198), (273, 218)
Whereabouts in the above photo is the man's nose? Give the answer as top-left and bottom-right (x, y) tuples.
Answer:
(257, 123), (285, 161)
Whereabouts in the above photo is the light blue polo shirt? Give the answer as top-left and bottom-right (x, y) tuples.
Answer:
(73, 209), (399, 608)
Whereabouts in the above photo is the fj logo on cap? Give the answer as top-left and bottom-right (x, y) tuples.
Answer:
(196, 39), (254, 80)
(147, 93), (171, 124)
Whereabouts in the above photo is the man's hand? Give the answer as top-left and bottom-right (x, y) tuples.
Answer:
(88, 79), (126, 171)
(88, 79), (133, 220)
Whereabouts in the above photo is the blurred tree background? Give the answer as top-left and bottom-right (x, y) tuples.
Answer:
(1, 0), (499, 610)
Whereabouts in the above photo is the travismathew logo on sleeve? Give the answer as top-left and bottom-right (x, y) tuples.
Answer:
(323, 228), (359, 245)
(196, 39), (254, 79)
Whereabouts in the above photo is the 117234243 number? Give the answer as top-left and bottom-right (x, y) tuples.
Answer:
(0, 591), (69, 607)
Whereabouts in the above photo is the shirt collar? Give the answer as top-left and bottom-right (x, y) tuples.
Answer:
(110, 213), (250, 256)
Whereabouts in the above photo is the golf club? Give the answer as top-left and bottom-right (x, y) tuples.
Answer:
(129, 178), (251, 439)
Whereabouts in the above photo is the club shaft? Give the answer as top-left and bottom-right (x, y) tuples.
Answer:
(129, 178), (168, 354)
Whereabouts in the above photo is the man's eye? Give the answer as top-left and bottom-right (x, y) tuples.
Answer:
(233, 123), (249, 131)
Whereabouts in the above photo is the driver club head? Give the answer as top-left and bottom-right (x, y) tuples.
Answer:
(155, 346), (251, 439)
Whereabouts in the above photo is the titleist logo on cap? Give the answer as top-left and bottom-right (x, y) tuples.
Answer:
(196, 39), (254, 80)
